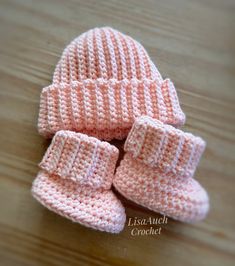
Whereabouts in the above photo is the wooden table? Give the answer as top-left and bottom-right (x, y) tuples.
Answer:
(0, 0), (234, 265)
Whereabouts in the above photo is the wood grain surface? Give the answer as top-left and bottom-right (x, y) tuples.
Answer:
(0, 0), (235, 265)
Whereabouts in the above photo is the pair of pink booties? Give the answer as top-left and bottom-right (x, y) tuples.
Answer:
(32, 27), (209, 233)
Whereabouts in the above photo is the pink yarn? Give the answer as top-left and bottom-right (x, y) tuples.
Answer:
(113, 116), (209, 222)
(32, 130), (126, 233)
(32, 27), (210, 230)
(38, 27), (185, 140)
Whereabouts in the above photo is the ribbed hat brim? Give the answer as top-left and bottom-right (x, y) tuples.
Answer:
(38, 78), (185, 140)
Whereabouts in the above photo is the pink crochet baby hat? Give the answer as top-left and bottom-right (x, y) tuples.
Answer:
(38, 27), (185, 140)
(113, 116), (209, 222)
(32, 130), (126, 233)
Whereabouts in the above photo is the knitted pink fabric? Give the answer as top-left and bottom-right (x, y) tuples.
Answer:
(38, 27), (185, 140)
(113, 116), (209, 222)
(32, 131), (126, 233)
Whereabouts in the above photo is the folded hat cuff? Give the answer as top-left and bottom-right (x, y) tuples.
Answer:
(39, 130), (119, 189)
(38, 78), (185, 140)
(125, 116), (206, 178)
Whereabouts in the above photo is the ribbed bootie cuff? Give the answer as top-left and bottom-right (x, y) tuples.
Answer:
(125, 116), (206, 178)
(39, 130), (119, 189)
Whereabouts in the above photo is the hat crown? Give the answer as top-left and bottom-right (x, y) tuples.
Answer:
(53, 27), (162, 84)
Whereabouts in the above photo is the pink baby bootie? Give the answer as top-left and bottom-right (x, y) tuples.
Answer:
(113, 116), (209, 222)
(32, 131), (126, 233)
(38, 27), (185, 140)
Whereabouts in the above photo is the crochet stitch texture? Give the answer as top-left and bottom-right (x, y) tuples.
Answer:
(32, 27), (209, 232)
(113, 116), (209, 222)
(32, 130), (126, 233)
(38, 27), (185, 140)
